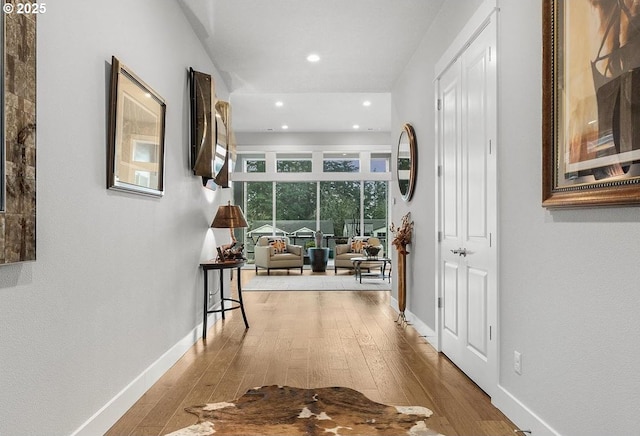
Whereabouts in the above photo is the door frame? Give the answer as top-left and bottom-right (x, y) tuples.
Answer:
(434, 0), (499, 396)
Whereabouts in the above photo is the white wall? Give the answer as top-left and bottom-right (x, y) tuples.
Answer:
(0, 1), (231, 434)
(393, 0), (640, 435)
(495, 1), (640, 434)
(391, 0), (484, 333)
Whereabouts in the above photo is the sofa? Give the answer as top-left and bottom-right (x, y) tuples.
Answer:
(254, 236), (304, 275)
(333, 236), (384, 273)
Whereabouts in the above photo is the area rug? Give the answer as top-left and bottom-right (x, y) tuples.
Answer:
(166, 385), (443, 436)
(243, 274), (391, 291)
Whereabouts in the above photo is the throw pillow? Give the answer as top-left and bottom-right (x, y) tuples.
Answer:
(269, 239), (287, 254)
(350, 239), (368, 253)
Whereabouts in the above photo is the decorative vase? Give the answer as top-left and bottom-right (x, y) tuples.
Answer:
(398, 249), (406, 316)
(314, 230), (323, 247)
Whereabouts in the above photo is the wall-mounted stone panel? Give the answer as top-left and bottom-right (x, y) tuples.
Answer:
(1, 3), (36, 265)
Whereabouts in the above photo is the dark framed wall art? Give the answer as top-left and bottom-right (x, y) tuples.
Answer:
(107, 56), (166, 197)
(189, 68), (215, 182)
(543, 0), (640, 208)
(189, 68), (230, 189)
(1, 7), (37, 264)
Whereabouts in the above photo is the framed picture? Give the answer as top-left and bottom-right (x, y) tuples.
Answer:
(189, 68), (215, 180)
(543, 0), (640, 208)
(188, 69), (230, 190)
(108, 56), (166, 197)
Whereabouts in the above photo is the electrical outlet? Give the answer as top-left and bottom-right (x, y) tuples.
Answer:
(514, 351), (522, 375)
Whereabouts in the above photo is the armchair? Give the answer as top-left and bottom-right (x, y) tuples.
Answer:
(334, 237), (384, 273)
(254, 236), (304, 275)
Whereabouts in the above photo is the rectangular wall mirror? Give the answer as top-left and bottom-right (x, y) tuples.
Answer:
(107, 56), (166, 197)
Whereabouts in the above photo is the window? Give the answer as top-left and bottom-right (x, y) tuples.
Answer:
(246, 160), (266, 173)
(323, 153), (360, 172)
(237, 153), (266, 173)
(371, 153), (390, 172)
(234, 149), (392, 259)
(320, 181), (361, 237)
(246, 182), (272, 221)
(275, 182), (317, 224)
(277, 153), (312, 172)
(364, 181), (388, 243)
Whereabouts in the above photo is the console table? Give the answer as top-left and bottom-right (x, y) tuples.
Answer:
(199, 259), (248, 339)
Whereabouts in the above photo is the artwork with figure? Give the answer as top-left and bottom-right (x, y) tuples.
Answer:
(560, 0), (640, 185)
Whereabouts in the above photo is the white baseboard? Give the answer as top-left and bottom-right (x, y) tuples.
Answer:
(70, 313), (220, 436)
(492, 385), (562, 436)
(389, 297), (438, 349)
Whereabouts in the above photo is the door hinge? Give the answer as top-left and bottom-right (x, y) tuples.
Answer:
(437, 99), (442, 110)
(437, 165), (442, 177)
(489, 139), (492, 154)
(437, 230), (442, 243)
(489, 232), (492, 247)
(438, 297), (443, 308)
(489, 46), (492, 62)
(489, 325), (493, 340)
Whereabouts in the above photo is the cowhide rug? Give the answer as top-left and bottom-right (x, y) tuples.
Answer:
(166, 385), (443, 436)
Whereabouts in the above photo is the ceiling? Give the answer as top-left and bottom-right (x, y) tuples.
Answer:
(178, 0), (444, 132)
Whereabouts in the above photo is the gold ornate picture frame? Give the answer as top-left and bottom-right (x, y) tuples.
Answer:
(543, 0), (640, 208)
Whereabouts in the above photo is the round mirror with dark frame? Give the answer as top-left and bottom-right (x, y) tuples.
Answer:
(397, 123), (417, 201)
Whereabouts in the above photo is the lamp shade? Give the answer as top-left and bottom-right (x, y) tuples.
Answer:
(211, 201), (248, 229)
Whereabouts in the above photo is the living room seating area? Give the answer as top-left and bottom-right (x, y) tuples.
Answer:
(333, 236), (384, 273)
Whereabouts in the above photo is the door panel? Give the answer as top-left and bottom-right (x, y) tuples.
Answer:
(443, 261), (459, 336)
(442, 78), (460, 239)
(465, 28), (490, 241)
(467, 267), (488, 358)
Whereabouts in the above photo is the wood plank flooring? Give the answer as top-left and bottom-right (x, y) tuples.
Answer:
(106, 269), (515, 435)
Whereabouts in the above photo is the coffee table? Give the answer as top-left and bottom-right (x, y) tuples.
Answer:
(350, 257), (392, 283)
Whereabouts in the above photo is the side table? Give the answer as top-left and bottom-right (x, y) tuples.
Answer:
(308, 247), (330, 272)
(199, 259), (249, 339)
(351, 257), (392, 283)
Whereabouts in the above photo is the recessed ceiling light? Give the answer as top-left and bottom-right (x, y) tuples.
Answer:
(275, 101), (284, 107)
(282, 124), (289, 130)
(306, 53), (320, 63)
(362, 100), (371, 107)
(352, 124), (360, 130)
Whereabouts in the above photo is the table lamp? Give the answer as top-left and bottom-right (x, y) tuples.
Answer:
(211, 201), (248, 261)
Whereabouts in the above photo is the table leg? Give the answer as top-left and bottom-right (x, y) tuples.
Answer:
(203, 269), (209, 339)
(219, 269), (225, 320)
(237, 266), (249, 328)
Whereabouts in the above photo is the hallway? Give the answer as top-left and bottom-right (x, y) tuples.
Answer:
(107, 271), (514, 435)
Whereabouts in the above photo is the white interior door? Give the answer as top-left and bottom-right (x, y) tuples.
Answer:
(437, 17), (497, 397)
